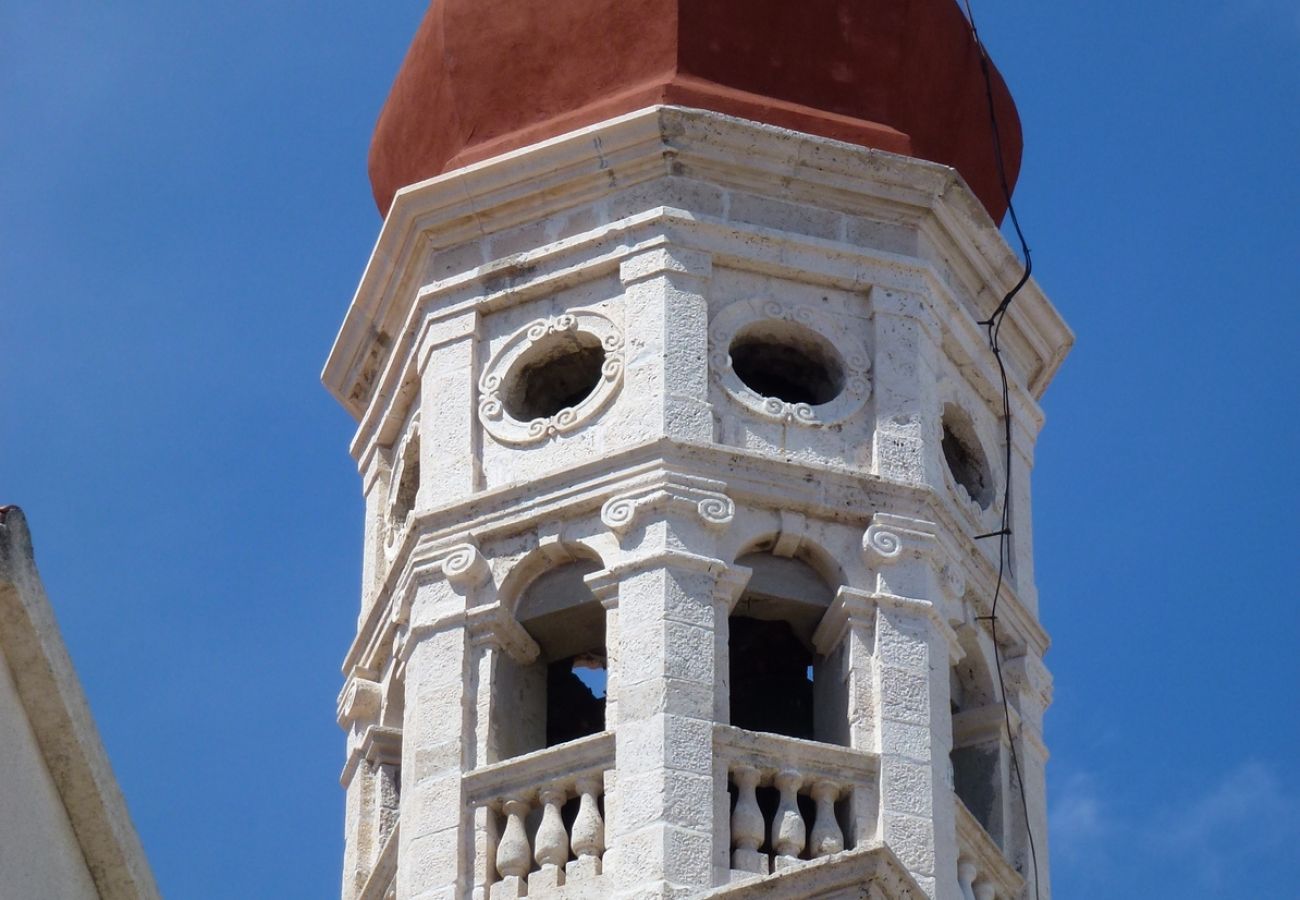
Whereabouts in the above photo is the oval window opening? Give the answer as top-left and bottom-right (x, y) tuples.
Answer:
(941, 405), (994, 509)
(730, 323), (844, 407)
(504, 331), (606, 421)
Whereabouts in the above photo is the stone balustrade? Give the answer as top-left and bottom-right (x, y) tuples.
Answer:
(463, 732), (614, 900)
(715, 724), (880, 880)
(955, 800), (1024, 900)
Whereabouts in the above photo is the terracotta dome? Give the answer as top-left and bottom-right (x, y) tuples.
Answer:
(369, 0), (1022, 221)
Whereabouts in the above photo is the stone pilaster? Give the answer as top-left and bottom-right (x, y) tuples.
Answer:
(598, 476), (736, 899)
(418, 309), (482, 500)
(613, 246), (715, 445)
(870, 289), (943, 486)
(1004, 652), (1053, 900)
(395, 544), (493, 900)
(860, 515), (963, 900)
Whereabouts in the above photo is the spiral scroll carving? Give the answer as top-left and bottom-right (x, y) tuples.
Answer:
(441, 543), (490, 589)
(696, 495), (736, 528)
(863, 524), (903, 561)
(477, 309), (625, 446)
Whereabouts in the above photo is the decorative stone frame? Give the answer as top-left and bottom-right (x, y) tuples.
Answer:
(934, 397), (1004, 527)
(384, 413), (421, 557)
(708, 299), (872, 426)
(478, 309), (625, 446)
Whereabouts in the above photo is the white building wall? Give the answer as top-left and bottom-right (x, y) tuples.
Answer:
(0, 649), (99, 900)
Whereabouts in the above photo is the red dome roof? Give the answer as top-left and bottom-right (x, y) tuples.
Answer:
(369, 0), (1022, 221)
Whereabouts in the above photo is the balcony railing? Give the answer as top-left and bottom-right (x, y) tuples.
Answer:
(715, 725), (880, 881)
(464, 732), (614, 900)
(955, 799), (1024, 900)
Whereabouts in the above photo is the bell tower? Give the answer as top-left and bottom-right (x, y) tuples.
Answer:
(325, 3), (1072, 899)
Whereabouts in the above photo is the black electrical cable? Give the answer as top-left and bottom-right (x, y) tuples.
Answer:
(961, 3), (1043, 899)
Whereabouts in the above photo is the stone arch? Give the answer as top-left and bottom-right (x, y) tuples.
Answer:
(492, 549), (609, 761)
(949, 623), (1008, 845)
(725, 544), (848, 746)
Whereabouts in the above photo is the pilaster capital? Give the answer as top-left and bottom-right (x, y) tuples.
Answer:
(603, 548), (730, 581)
(812, 586), (961, 660)
(415, 306), (482, 374)
(582, 569), (623, 609)
(336, 674), (383, 731)
(714, 565), (754, 612)
(618, 244), (713, 287)
(811, 586), (877, 655)
(466, 604), (541, 666)
(600, 473), (734, 538)
(1003, 652), (1054, 709)
(862, 513), (942, 565)
(391, 537), (492, 626)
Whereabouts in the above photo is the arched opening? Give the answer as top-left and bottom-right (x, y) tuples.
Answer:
(941, 404), (994, 509)
(728, 552), (846, 745)
(494, 559), (607, 760)
(950, 632), (1007, 845)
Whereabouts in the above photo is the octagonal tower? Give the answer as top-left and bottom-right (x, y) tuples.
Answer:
(325, 4), (1072, 900)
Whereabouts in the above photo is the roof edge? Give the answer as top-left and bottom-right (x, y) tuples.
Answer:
(0, 507), (160, 900)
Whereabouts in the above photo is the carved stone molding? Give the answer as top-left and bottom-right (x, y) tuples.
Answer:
(477, 309), (624, 446)
(1003, 652), (1053, 709)
(709, 298), (872, 427)
(391, 538), (492, 627)
(384, 412), (421, 559)
(600, 474), (735, 537)
(861, 514), (941, 566)
(466, 605), (541, 666)
(442, 543), (491, 591)
(337, 675), (383, 730)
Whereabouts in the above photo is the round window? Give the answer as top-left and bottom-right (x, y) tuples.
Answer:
(503, 330), (607, 422)
(940, 405), (994, 509)
(729, 321), (845, 407)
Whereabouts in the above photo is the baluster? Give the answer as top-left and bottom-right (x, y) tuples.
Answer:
(771, 769), (806, 870)
(808, 779), (844, 857)
(730, 764), (768, 875)
(957, 857), (978, 900)
(491, 797), (532, 900)
(531, 784), (569, 890)
(974, 881), (998, 900)
(568, 776), (605, 881)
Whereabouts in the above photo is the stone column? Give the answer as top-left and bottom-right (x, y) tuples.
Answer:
(612, 245), (714, 445)
(599, 499), (735, 898)
(395, 544), (492, 900)
(861, 514), (963, 900)
(338, 676), (384, 900)
(812, 587), (881, 849)
(1004, 652), (1054, 900)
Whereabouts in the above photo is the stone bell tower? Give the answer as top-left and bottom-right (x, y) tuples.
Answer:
(324, 2), (1072, 899)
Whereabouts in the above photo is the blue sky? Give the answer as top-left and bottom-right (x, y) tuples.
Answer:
(2, 2), (1297, 898)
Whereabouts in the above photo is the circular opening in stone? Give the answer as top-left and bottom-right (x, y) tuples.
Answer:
(729, 321), (845, 407)
(503, 330), (606, 421)
(941, 404), (994, 509)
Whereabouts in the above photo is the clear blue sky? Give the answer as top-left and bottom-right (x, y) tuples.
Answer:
(3, 3), (1297, 897)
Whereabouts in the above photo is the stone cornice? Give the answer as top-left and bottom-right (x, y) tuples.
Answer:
(342, 440), (1050, 678)
(324, 106), (1071, 436)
